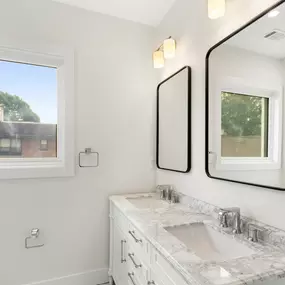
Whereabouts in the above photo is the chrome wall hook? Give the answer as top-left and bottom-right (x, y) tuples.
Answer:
(25, 228), (44, 249)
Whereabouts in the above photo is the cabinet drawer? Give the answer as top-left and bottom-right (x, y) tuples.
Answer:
(127, 223), (150, 263)
(150, 269), (170, 285)
(127, 245), (149, 285)
(151, 249), (188, 285)
(127, 271), (143, 285)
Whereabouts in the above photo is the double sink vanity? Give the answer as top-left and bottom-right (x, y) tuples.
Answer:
(109, 187), (285, 285)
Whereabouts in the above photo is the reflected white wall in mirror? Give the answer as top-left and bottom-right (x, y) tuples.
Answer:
(157, 66), (191, 173)
(207, 1), (285, 189)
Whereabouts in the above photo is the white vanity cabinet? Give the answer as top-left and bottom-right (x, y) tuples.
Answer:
(109, 202), (188, 285)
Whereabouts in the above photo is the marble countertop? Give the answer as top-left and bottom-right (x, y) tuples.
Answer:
(110, 193), (285, 285)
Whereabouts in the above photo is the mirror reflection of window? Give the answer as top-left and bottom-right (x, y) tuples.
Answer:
(221, 92), (269, 158)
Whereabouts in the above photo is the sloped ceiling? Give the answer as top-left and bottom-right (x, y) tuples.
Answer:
(51, 0), (176, 26)
(227, 3), (285, 59)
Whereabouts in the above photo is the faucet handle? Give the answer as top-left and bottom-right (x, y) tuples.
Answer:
(248, 223), (264, 242)
(218, 209), (229, 228)
(160, 188), (167, 200)
(171, 191), (180, 204)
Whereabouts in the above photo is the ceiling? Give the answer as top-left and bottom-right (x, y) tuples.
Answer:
(51, 0), (176, 26)
(226, 2), (285, 59)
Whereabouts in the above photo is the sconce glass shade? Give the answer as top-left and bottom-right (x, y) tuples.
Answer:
(153, 50), (164, 68)
(208, 0), (226, 19)
(163, 38), (176, 59)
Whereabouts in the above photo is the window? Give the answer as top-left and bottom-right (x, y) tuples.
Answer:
(0, 138), (21, 155)
(40, 140), (48, 151)
(221, 92), (269, 158)
(0, 139), (11, 153)
(0, 43), (74, 179)
(0, 60), (57, 158)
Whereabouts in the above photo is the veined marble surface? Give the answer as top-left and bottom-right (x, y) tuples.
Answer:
(110, 192), (285, 285)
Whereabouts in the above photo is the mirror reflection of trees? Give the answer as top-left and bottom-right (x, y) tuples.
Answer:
(221, 92), (269, 157)
(221, 92), (268, 137)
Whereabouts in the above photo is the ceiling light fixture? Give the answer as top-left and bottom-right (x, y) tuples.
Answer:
(268, 10), (280, 18)
(153, 37), (176, 69)
(208, 0), (226, 19)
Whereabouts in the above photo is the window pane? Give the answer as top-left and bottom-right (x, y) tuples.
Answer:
(0, 138), (11, 153)
(221, 92), (269, 158)
(0, 60), (57, 158)
(40, 139), (48, 151)
(0, 139), (10, 148)
(11, 139), (20, 148)
(10, 139), (21, 153)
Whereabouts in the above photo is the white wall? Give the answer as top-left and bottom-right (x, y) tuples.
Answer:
(156, 0), (285, 230)
(0, 1), (156, 285)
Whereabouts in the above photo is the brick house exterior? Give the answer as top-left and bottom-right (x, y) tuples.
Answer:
(0, 106), (57, 158)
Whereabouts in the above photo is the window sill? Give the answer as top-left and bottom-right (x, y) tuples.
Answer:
(215, 158), (281, 171)
(0, 159), (74, 179)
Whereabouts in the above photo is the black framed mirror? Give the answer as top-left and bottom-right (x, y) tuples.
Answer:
(206, 0), (285, 190)
(157, 66), (191, 173)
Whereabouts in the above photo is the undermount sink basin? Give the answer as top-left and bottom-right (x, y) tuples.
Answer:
(127, 196), (168, 209)
(165, 223), (255, 261)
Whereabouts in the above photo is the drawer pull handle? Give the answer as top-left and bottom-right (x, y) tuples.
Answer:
(128, 231), (142, 243)
(128, 272), (137, 285)
(128, 253), (142, 268)
(121, 240), (126, 263)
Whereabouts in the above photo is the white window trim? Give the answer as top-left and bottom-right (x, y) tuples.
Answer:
(0, 42), (75, 179)
(212, 76), (283, 171)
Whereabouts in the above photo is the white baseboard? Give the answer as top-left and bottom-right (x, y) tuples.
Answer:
(22, 268), (109, 285)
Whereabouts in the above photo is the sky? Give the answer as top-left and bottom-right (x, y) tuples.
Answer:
(0, 60), (57, 124)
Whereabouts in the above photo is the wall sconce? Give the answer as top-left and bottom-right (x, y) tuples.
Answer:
(153, 37), (176, 69)
(153, 49), (165, 69)
(163, 37), (176, 59)
(208, 0), (226, 19)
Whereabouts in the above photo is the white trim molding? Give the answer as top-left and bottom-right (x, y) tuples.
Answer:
(0, 42), (75, 179)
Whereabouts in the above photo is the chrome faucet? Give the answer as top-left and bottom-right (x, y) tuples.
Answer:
(156, 185), (171, 199)
(218, 207), (242, 234)
(156, 185), (179, 203)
